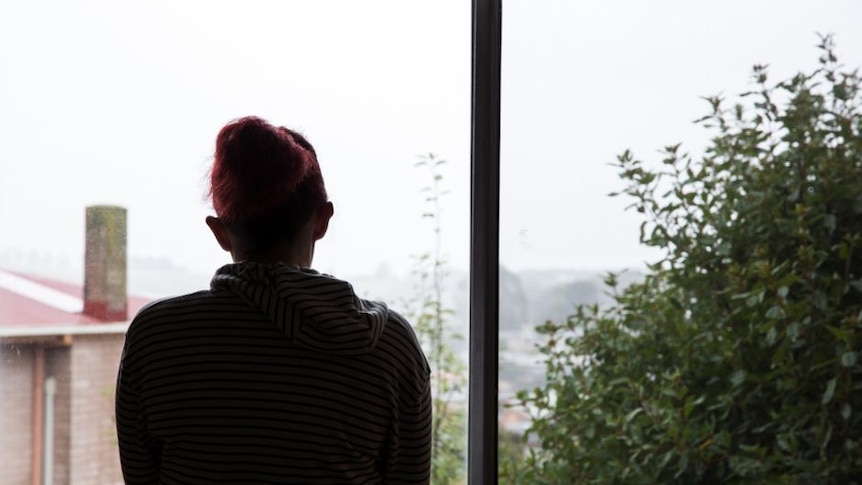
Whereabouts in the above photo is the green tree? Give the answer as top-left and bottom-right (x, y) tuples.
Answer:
(516, 36), (862, 484)
(408, 154), (467, 484)
(499, 427), (531, 484)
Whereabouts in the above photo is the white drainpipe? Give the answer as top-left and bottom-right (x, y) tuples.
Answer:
(43, 376), (56, 485)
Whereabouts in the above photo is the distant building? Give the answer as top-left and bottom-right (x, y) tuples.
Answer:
(0, 206), (151, 485)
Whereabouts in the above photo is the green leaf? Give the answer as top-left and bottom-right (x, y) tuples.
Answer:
(624, 408), (643, 424)
(777, 434), (791, 452)
(766, 327), (778, 345)
(658, 450), (673, 471)
(765, 305), (785, 319)
(823, 378), (837, 405)
(825, 214), (837, 233)
(826, 325), (851, 341)
(786, 322), (801, 341)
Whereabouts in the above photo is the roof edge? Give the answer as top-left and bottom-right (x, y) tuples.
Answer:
(0, 322), (129, 338)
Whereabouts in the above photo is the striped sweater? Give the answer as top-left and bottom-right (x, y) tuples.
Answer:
(116, 262), (432, 484)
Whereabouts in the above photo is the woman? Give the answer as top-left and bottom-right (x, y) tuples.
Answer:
(116, 116), (432, 484)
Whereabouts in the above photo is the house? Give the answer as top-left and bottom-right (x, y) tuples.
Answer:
(0, 206), (151, 485)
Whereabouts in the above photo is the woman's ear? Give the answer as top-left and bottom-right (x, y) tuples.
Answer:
(205, 216), (233, 252)
(313, 202), (334, 241)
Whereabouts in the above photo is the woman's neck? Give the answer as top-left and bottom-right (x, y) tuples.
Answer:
(232, 241), (314, 268)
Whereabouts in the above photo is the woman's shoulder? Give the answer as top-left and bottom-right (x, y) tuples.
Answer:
(383, 309), (421, 343)
(133, 289), (216, 318)
(126, 289), (234, 337)
(373, 306), (431, 374)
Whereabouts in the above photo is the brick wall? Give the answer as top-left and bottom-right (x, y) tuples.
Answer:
(0, 343), (35, 485)
(68, 334), (124, 485)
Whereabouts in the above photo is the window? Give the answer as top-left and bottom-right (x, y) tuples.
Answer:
(2, 0), (860, 483)
(496, 1), (862, 483)
(1, 1), (469, 483)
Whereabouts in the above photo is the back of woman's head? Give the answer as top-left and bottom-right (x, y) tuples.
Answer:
(209, 116), (327, 251)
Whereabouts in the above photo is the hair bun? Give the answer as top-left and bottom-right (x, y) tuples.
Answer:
(210, 116), (315, 223)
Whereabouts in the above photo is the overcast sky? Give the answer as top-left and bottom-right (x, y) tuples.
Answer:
(2, 0), (861, 279)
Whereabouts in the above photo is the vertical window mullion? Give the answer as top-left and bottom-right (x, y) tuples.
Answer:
(469, 0), (502, 483)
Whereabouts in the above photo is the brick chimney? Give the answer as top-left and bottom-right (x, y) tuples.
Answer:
(83, 205), (127, 321)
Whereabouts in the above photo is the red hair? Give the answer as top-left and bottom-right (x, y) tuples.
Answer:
(209, 116), (327, 247)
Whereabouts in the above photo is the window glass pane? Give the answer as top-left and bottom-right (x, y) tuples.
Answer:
(499, 1), (862, 481)
(0, 2), (469, 483)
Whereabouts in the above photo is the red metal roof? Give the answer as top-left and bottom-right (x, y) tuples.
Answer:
(0, 270), (151, 329)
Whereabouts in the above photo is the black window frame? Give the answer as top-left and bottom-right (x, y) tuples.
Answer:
(469, 0), (502, 483)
